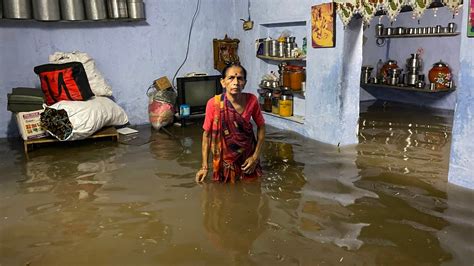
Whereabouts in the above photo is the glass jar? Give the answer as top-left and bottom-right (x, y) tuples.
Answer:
(263, 91), (273, 112)
(279, 94), (293, 117)
(282, 66), (291, 87)
(428, 61), (452, 90)
(271, 88), (282, 114)
(289, 66), (305, 91)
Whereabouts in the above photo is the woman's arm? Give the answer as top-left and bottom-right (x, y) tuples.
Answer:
(241, 124), (265, 173)
(195, 130), (211, 182)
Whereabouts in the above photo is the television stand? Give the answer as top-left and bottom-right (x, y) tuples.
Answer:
(176, 113), (205, 127)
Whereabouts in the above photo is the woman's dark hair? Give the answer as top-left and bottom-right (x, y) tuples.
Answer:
(221, 62), (247, 81)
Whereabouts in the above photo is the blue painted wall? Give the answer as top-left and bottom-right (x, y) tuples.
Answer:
(448, 3), (474, 189)
(0, 0), (237, 138)
(237, 0), (361, 145)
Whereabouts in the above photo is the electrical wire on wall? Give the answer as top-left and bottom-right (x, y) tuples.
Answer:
(172, 0), (201, 90)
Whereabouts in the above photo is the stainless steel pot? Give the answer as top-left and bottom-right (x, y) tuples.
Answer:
(3, 0), (32, 19)
(84, 0), (106, 20)
(33, 0), (60, 21)
(60, 0), (85, 20)
(107, 0), (127, 18)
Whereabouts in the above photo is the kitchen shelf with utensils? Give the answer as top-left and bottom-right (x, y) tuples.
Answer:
(0, 18), (145, 23)
(257, 55), (306, 62)
(376, 32), (459, 39)
(0, 0), (145, 22)
(360, 83), (456, 93)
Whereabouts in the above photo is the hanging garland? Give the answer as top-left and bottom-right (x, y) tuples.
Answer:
(386, 0), (405, 21)
(441, 0), (462, 16)
(336, 0), (358, 26)
(412, 0), (430, 18)
(360, 0), (379, 24)
(334, 0), (462, 25)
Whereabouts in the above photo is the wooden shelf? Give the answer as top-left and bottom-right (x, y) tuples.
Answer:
(377, 32), (459, 39)
(361, 83), (455, 93)
(257, 55), (306, 62)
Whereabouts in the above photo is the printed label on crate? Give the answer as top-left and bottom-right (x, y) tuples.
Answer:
(16, 110), (48, 140)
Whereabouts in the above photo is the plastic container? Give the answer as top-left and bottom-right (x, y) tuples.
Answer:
(179, 104), (190, 118)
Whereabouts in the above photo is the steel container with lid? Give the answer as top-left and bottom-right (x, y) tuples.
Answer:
(60, 0), (85, 20)
(33, 0), (60, 21)
(84, 0), (107, 20)
(3, 0), (32, 19)
(107, 0), (127, 18)
(127, 0), (145, 19)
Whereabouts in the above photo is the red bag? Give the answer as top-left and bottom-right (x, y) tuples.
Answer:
(34, 62), (94, 105)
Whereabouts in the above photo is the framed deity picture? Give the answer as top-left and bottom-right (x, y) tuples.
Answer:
(213, 35), (240, 72)
(469, 0), (474, 37)
(311, 2), (336, 48)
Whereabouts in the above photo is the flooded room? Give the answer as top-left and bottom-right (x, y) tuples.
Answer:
(1, 0), (473, 265)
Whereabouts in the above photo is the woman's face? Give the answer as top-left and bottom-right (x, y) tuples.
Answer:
(221, 66), (246, 96)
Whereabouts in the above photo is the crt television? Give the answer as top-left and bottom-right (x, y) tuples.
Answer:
(176, 75), (223, 115)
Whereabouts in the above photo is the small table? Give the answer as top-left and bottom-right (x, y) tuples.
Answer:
(23, 127), (119, 156)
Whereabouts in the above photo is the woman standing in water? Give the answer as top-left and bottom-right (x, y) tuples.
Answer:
(195, 63), (265, 183)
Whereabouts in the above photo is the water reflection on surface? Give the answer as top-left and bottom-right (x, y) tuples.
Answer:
(0, 100), (473, 265)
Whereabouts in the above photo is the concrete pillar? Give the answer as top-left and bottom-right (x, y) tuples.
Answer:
(448, 3), (474, 189)
(304, 19), (362, 145)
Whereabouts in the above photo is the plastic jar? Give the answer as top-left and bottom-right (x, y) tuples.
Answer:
(279, 94), (293, 117)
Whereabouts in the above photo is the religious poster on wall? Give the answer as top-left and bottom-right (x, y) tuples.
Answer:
(469, 0), (474, 37)
(311, 3), (336, 48)
(213, 35), (240, 72)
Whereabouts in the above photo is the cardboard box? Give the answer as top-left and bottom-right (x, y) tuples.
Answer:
(16, 110), (48, 140)
(154, 76), (172, 90)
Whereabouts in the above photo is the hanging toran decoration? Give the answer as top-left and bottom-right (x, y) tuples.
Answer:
(411, 0), (430, 18)
(360, 0), (380, 24)
(385, 0), (405, 21)
(441, 0), (462, 16)
(334, 0), (463, 25)
(336, 0), (358, 26)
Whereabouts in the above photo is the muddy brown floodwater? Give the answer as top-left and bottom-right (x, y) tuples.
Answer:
(0, 100), (473, 265)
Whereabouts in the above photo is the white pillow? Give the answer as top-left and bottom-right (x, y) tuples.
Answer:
(46, 96), (128, 141)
